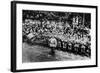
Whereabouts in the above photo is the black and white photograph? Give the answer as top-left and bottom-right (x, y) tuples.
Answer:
(22, 10), (91, 63)
(11, 1), (97, 72)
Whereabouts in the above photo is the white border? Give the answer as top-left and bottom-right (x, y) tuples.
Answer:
(16, 3), (96, 70)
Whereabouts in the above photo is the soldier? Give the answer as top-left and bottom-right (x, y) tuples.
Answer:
(48, 36), (57, 56)
(74, 43), (79, 55)
(62, 41), (67, 51)
(85, 44), (91, 57)
(68, 42), (72, 53)
(81, 44), (86, 56)
(56, 38), (62, 51)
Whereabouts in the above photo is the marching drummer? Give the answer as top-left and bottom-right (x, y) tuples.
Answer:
(48, 36), (57, 56)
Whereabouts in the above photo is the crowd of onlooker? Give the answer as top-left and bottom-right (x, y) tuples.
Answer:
(23, 19), (90, 44)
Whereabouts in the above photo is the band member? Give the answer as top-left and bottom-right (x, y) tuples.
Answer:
(74, 43), (79, 55)
(62, 41), (67, 51)
(57, 39), (62, 50)
(68, 42), (72, 53)
(48, 37), (57, 56)
(85, 45), (91, 57)
(81, 44), (86, 56)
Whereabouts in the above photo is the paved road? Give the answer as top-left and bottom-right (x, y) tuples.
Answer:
(22, 42), (90, 63)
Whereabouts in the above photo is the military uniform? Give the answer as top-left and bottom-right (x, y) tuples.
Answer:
(48, 37), (57, 56)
